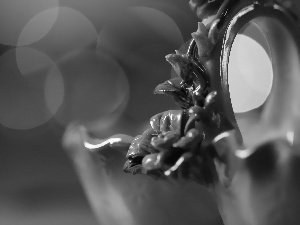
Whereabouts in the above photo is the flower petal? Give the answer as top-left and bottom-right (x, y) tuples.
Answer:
(154, 78), (193, 109)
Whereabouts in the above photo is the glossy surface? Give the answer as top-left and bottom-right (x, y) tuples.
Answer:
(122, 0), (300, 224)
(64, 0), (300, 225)
(63, 123), (222, 225)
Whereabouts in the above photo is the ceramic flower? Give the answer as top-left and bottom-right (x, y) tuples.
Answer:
(63, 123), (223, 225)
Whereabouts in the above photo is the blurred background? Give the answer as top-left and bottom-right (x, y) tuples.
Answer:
(0, 0), (197, 225)
(1, 0), (300, 225)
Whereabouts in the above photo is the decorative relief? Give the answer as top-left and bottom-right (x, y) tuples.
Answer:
(122, 0), (235, 183)
(98, 0), (299, 187)
(64, 0), (300, 224)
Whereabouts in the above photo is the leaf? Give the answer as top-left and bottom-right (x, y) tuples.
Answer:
(154, 78), (193, 109)
(165, 53), (193, 82)
(154, 77), (182, 92)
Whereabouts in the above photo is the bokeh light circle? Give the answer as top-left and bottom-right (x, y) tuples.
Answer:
(97, 6), (184, 60)
(97, 6), (185, 122)
(18, 7), (59, 46)
(59, 0), (119, 30)
(16, 46), (55, 76)
(0, 0), (59, 46)
(129, 7), (184, 47)
(0, 47), (64, 129)
(30, 7), (98, 59)
(228, 34), (273, 113)
(55, 49), (129, 128)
